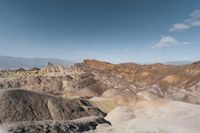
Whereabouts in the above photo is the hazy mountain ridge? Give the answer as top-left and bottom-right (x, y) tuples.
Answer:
(0, 55), (75, 69)
(164, 60), (195, 65)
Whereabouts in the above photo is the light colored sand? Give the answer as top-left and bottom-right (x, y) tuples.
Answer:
(95, 118), (199, 133)
(0, 129), (7, 133)
(105, 106), (135, 126)
(93, 99), (200, 133)
(134, 99), (200, 119)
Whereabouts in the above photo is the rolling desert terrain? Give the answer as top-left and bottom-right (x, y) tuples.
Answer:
(1, 0), (200, 132)
(0, 59), (200, 132)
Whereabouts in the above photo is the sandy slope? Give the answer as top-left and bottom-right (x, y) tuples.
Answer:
(93, 99), (200, 133)
(96, 119), (199, 133)
(105, 106), (135, 126)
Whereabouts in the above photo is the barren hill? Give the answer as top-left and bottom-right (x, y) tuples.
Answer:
(94, 99), (200, 133)
(0, 88), (106, 124)
(0, 88), (109, 132)
(1, 59), (200, 132)
(1, 59), (200, 108)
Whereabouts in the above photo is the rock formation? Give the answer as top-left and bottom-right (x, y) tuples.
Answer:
(1, 59), (200, 132)
(1, 116), (110, 133)
(0, 89), (106, 124)
(1, 59), (200, 107)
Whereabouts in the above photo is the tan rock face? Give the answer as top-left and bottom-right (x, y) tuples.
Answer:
(162, 75), (180, 83)
(82, 59), (114, 70)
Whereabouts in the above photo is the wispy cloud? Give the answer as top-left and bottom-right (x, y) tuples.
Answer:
(152, 36), (178, 48)
(152, 36), (191, 49)
(170, 23), (190, 31)
(123, 48), (129, 52)
(153, 10), (194, 49)
(182, 41), (191, 45)
(169, 10), (200, 32)
(170, 9), (200, 32)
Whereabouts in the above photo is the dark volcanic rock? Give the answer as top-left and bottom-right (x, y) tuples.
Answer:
(0, 89), (106, 124)
(1, 116), (110, 133)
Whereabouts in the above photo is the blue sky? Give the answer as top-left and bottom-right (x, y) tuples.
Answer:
(0, 0), (200, 63)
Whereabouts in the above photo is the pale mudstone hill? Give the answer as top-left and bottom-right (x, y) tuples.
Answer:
(93, 99), (200, 133)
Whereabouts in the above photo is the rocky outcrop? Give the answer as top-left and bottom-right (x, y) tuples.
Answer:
(1, 59), (200, 107)
(75, 60), (200, 105)
(1, 59), (200, 132)
(0, 89), (106, 124)
(81, 59), (114, 70)
(0, 116), (110, 133)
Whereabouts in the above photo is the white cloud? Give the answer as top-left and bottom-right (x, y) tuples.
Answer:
(152, 36), (191, 49)
(169, 23), (190, 31)
(190, 10), (200, 18)
(152, 36), (178, 48)
(170, 9), (200, 32)
(182, 41), (191, 45)
(123, 48), (129, 52)
(191, 20), (200, 26)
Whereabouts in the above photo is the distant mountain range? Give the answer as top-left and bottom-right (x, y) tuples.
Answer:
(0, 55), (196, 69)
(164, 60), (195, 65)
(0, 55), (75, 69)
